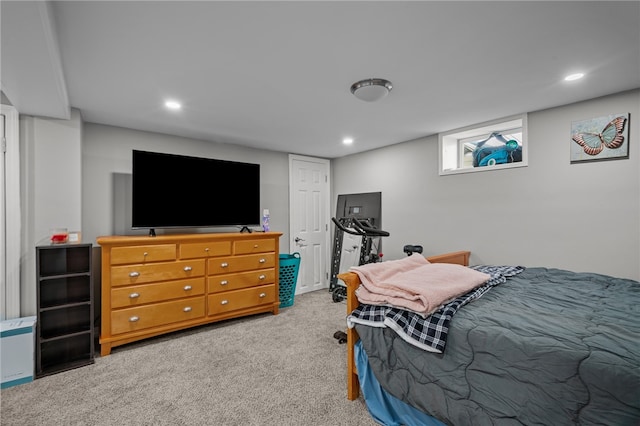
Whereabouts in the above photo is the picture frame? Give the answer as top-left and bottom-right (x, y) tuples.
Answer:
(570, 113), (629, 163)
(68, 231), (82, 243)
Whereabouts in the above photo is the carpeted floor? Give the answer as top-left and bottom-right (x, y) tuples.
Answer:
(0, 289), (377, 426)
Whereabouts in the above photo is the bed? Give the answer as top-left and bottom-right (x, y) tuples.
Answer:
(338, 251), (640, 426)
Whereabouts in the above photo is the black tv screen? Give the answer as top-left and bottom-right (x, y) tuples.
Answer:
(132, 150), (260, 230)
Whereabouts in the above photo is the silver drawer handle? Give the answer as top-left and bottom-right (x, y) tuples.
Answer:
(221, 300), (229, 305)
(129, 293), (140, 299)
(259, 293), (267, 298)
(183, 306), (192, 312)
(205, 247), (210, 252)
(183, 285), (192, 291)
(220, 280), (228, 286)
(143, 252), (148, 257)
(129, 316), (139, 322)
(259, 274), (266, 280)
(254, 244), (259, 248)
(221, 262), (229, 268)
(184, 266), (192, 272)
(129, 271), (140, 278)
(259, 258), (266, 263)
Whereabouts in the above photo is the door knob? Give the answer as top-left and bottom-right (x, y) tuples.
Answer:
(294, 237), (305, 243)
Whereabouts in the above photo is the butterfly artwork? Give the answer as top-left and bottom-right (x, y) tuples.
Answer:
(570, 114), (630, 163)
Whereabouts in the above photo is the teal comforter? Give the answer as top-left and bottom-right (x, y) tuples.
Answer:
(356, 267), (640, 425)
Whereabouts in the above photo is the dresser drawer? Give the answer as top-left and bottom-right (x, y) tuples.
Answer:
(208, 285), (276, 315)
(111, 277), (205, 308)
(207, 269), (275, 293)
(179, 241), (231, 259)
(111, 296), (205, 335)
(110, 244), (176, 265)
(234, 239), (276, 254)
(111, 259), (205, 286)
(208, 253), (275, 275)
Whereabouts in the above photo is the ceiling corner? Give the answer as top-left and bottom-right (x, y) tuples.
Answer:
(1, 0), (70, 119)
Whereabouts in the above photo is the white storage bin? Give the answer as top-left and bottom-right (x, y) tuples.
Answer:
(1, 316), (37, 389)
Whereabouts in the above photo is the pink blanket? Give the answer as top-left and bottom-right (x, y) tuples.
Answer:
(351, 254), (491, 316)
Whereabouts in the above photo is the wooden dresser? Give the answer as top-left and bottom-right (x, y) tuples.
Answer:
(97, 232), (282, 356)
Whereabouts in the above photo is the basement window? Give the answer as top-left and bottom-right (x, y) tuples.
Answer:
(439, 114), (528, 175)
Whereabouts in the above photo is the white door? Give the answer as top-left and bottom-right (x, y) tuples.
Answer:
(289, 155), (330, 295)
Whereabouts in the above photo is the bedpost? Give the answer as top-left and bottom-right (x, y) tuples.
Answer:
(338, 271), (363, 400)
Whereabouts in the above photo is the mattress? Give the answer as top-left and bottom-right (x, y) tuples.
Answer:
(355, 267), (640, 425)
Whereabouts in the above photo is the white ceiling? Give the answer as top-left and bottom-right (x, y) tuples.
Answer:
(2, 1), (639, 159)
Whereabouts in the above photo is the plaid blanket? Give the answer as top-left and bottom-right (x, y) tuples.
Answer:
(347, 265), (525, 353)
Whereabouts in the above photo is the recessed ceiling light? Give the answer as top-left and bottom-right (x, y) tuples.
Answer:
(564, 73), (585, 82)
(164, 100), (182, 110)
(343, 138), (354, 145)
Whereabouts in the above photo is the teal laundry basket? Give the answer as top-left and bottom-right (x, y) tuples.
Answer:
(278, 252), (301, 308)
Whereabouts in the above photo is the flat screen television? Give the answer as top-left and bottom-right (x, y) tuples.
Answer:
(132, 150), (260, 232)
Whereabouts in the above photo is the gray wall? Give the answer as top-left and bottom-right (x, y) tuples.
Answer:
(19, 118), (292, 317)
(20, 109), (84, 316)
(82, 123), (291, 250)
(332, 90), (640, 280)
(16, 89), (639, 318)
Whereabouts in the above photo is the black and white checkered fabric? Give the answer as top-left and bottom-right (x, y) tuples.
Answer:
(347, 265), (525, 353)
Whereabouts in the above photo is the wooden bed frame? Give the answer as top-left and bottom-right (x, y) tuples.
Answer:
(338, 250), (471, 400)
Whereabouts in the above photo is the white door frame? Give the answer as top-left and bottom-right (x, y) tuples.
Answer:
(288, 154), (331, 294)
(1, 104), (21, 320)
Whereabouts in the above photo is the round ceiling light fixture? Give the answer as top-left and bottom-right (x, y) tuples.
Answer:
(350, 78), (393, 102)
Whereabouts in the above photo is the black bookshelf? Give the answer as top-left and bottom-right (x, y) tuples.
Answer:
(36, 243), (94, 377)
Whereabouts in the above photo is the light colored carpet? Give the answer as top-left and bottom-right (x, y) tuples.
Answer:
(1, 289), (377, 426)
